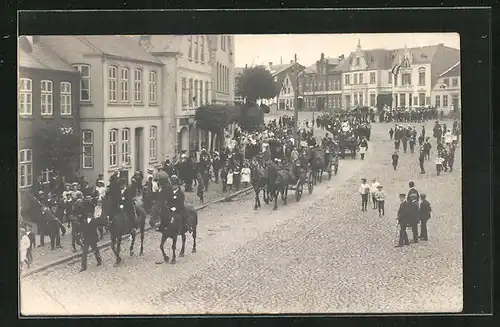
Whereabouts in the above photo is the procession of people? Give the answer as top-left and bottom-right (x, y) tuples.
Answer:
(19, 105), (459, 272)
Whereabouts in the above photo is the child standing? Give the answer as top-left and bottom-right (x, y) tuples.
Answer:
(227, 168), (234, 191)
(240, 163), (251, 189)
(391, 151), (399, 171)
(375, 185), (385, 217)
(418, 194), (432, 241)
(26, 225), (35, 264)
(435, 153), (444, 175)
(358, 178), (371, 212)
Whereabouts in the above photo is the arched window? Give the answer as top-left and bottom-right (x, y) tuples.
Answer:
(134, 68), (143, 103)
(418, 67), (426, 86)
(109, 129), (118, 167)
(149, 70), (157, 104)
(108, 66), (117, 102)
(121, 128), (130, 165)
(121, 67), (129, 102)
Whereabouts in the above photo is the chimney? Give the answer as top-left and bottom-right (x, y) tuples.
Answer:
(245, 64), (248, 69)
(269, 62), (273, 67)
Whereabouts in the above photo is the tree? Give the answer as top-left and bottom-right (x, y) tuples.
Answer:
(195, 104), (240, 151)
(236, 65), (280, 104)
(33, 123), (80, 179)
(239, 103), (264, 132)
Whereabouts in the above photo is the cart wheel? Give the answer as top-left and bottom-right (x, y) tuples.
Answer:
(295, 186), (302, 201)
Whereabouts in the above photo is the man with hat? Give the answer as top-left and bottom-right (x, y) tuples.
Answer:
(79, 196), (103, 272)
(161, 175), (185, 233)
(395, 193), (411, 247)
(116, 178), (138, 235)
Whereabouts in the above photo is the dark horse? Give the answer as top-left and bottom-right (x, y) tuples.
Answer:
(152, 203), (198, 264)
(105, 194), (147, 267)
(267, 163), (292, 210)
(250, 160), (270, 210)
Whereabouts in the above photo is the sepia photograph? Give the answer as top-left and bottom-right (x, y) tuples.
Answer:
(18, 31), (463, 315)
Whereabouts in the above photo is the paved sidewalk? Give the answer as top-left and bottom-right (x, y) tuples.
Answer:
(23, 181), (239, 273)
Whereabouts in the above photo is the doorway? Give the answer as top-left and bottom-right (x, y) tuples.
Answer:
(451, 94), (459, 112)
(135, 127), (143, 172)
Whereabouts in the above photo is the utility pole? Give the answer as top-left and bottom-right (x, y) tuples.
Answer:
(294, 53), (300, 141)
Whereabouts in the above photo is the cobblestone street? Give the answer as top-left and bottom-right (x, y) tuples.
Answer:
(20, 119), (462, 315)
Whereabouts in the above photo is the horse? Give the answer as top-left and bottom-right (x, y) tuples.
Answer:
(267, 163), (292, 210)
(310, 148), (326, 184)
(250, 160), (269, 210)
(152, 203), (198, 264)
(106, 196), (147, 267)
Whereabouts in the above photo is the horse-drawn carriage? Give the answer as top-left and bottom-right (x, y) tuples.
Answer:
(286, 162), (314, 202)
(308, 146), (338, 182)
(338, 136), (358, 159)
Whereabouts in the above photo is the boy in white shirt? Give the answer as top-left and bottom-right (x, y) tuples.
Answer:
(370, 178), (380, 209)
(435, 153), (444, 176)
(375, 185), (386, 217)
(358, 178), (371, 212)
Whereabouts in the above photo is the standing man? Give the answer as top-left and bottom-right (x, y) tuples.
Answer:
(375, 185), (385, 217)
(358, 178), (371, 212)
(407, 181), (420, 205)
(418, 194), (432, 241)
(418, 146), (426, 174)
(448, 145), (456, 172)
(423, 137), (432, 160)
(117, 178), (137, 235)
(395, 193), (410, 247)
(79, 199), (103, 272)
(391, 151), (399, 171)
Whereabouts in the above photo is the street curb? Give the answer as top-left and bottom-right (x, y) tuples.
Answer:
(20, 186), (254, 279)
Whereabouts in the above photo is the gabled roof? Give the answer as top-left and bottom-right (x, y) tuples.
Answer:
(269, 63), (295, 76)
(19, 37), (76, 72)
(439, 61), (460, 78)
(81, 36), (163, 64)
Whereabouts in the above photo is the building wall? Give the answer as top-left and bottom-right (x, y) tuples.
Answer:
(431, 75), (461, 115)
(213, 35), (235, 105)
(18, 66), (81, 189)
(392, 63), (432, 107)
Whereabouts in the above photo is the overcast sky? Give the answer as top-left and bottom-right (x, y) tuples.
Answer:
(234, 33), (460, 68)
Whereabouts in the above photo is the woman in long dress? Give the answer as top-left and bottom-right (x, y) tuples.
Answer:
(240, 162), (251, 188)
(19, 228), (30, 272)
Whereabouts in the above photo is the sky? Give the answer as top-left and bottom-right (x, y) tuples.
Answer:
(234, 33), (460, 68)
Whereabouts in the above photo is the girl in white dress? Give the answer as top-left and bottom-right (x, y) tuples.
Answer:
(240, 162), (251, 188)
(227, 169), (234, 190)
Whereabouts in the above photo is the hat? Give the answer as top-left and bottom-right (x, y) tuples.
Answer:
(72, 182), (79, 186)
(147, 168), (154, 173)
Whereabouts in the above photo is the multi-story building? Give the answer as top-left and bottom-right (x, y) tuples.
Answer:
(268, 60), (305, 112)
(42, 35), (164, 182)
(390, 44), (460, 109)
(299, 53), (344, 112)
(431, 61), (461, 115)
(18, 36), (81, 191)
(209, 35), (235, 106)
(339, 41), (460, 111)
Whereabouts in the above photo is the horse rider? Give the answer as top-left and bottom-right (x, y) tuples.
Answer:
(116, 178), (138, 235)
(162, 175), (186, 233)
(79, 196), (103, 272)
(292, 161), (303, 184)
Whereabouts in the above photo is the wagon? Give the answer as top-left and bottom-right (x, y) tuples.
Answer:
(338, 138), (358, 159)
(286, 166), (313, 202)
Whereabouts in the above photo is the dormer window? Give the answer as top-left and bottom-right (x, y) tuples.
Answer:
(355, 57), (360, 66)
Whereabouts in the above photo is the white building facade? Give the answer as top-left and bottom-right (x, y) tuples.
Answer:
(431, 61), (461, 115)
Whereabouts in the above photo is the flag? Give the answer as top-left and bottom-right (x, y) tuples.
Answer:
(391, 64), (401, 75)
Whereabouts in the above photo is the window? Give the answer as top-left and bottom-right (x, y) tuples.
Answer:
(134, 69), (143, 103)
(356, 57), (360, 66)
(41, 80), (53, 115)
(19, 78), (32, 115)
(120, 68), (129, 102)
(353, 74), (358, 85)
(82, 130), (93, 169)
(443, 78), (449, 86)
(200, 36), (205, 62)
(419, 70), (426, 86)
(353, 93), (358, 106)
(399, 93), (406, 106)
(200, 81), (203, 104)
(181, 78), (188, 109)
(73, 64), (91, 101)
(194, 36), (199, 61)
(344, 95), (351, 108)
(60, 82), (72, 115)
(452, 78), (458, 87)
(19, 149), (33, 188)
(41, 168), (53, 184)
(370, 72), (376, 84)
(435, 95), (441, 107)
(409, 96), (413, 107)
(109, 129), (118, 167)
(359, 73), (363, 84)
(108, 66), (117, 102)
(188, 78), (193, 107)
(149, 71), (157, 104)
(121, 128), (130, 165)
(419, 93), (426, 106)
(359, 93), (363, 106)
(370, 94), (376, 106)
(402, 73), (411, 86)
(205, 81), (209, 104)
(443, 95), (448, 107)
(188, 36), (193, 59)
(194, 80), (199, 107)
(388, 72), (392, 84)
(426, 96), (430, 105)
(149, 126), (158, 161)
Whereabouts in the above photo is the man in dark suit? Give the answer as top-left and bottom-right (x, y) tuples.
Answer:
(116, 178), (137, 234)
(79, 198), (103, 272)
(418, 194), (432, 241)
(163, 175), (186, 234)
(395, 193), (411, 247)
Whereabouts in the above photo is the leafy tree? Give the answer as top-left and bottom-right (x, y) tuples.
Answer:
(33, 123), (80, 179)
(239, 102), (264, 132)
(236, 65), (280, 104)
(195, 104), (240, 151)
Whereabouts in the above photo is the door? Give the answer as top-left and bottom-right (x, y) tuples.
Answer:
(135, 127), (143, 172)
(180, 127), (189, 153)
(452, 94), (459, 112)
(317, 97), (325, 111)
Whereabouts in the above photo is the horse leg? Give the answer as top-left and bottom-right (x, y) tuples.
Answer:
(253, 187), (259, 210)
(179, 233), (186, 257)
(114, 237), (122, 267)
(263, 187), (269, 204)
(129, 232), (136, 256)
(192, 228), (197, 253)
(273, 188), (278, 210)
(110, 237), (117, 259)
(257, 188), (261, 208)
(171, 235), (178, 264)
(139, 223), (145, 256)
(156, 232), (169, 264)
(283, 186), (288, 205)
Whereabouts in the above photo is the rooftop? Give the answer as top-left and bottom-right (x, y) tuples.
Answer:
(19, 36), (76, 72)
